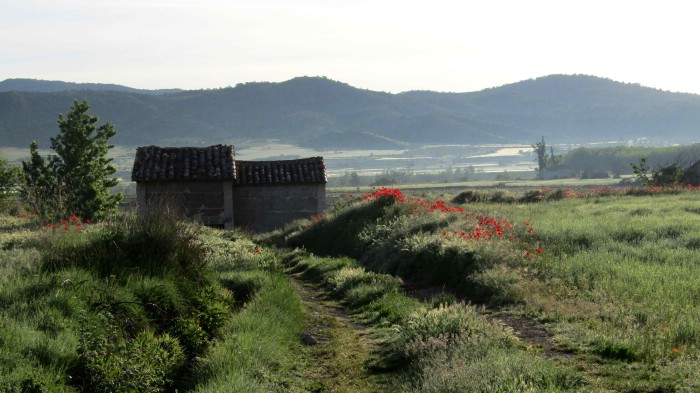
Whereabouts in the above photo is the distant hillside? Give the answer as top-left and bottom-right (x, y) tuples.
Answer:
(1, 75), (699, 149)
(0, 78), (182, 95)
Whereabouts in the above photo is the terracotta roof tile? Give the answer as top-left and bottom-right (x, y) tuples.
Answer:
(235, 157), (327, 185)
(131, 145), (236, 182)
(131, 145), (327, 185)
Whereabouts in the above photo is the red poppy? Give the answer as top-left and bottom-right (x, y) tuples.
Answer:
(85, 219), (91, 224)
(70, 215), (78, 222)
(535, 248), (543, 254)
(661, 327), (667, 333)
(673, 348), (679, 353)
(255, 248), (261, 253)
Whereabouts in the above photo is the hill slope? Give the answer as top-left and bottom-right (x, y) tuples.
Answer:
(1, 75), (699, 148)
(0, 78), (182, 95)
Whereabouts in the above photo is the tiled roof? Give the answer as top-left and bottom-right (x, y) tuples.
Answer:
(235, 157), (327, 185)
(131, 145), (236, 182)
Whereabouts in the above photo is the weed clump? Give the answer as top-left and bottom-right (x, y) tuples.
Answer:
(41, 209), (209, 279)
(1, 209), (233, 392)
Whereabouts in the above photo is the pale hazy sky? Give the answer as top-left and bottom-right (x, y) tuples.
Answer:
(2, 0), (699, 94)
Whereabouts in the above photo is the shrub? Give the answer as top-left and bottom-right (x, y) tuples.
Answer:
(171, 317), (209, 357)
(519, 189), (546, 203)
(363, 290), (422, 325)
(327, 267), (373, 296)
(397, 303), (512, 360)
(135, 279), (187, 330)
(451, 190), (488, 204)
(489, 190), (517, 203)
(41, 209), (209, 279)
(77, 312), (186, 392)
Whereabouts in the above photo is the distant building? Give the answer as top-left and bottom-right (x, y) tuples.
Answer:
(131, 144), (326, 231)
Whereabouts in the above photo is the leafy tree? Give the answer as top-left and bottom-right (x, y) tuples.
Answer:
(532, 136), (562, 178)
(22, 99), (122, 220)
(631, 157), (687, 187)
(532, 136), (547, 174)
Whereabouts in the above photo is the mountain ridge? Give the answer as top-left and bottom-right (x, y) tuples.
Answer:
(0, 78), (183, 95)
(1, 74), (698, 149)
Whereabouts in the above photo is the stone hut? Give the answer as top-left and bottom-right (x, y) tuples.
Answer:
(131, 144), (327, 231)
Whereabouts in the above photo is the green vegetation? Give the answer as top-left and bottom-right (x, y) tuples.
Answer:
(268, 185), (700, 391)
(563, 143), (700, 178)
(0, 207), (392, 392)
(283, 252), (584, 392)
(0, 210), (231, 391)
(0, 154), (21, 209)
(4, 181), (700, 391)
(532, 136), (563, 177)
(22, 99), (122, 221)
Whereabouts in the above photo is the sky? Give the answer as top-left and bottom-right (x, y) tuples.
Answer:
(2, 0), (699, 94)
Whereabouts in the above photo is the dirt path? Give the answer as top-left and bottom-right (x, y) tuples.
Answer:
(290, 279), (403, 393)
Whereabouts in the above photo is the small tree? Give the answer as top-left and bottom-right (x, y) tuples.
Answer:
(22, 99), (122, 220)
(631, 157), (687, 187)
(532, 136), (547, 174)
(532, 136), (562, 178)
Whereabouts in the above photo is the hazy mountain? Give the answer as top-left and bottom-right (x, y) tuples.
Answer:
(1, 75), (699, 149)
(0, 78), (182, 95)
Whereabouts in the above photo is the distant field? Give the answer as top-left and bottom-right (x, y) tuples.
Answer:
(328, 176), (630, 193)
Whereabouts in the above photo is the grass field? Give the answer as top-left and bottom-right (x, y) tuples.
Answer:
(268, 185), (700, 391)
(2, 184), (700, 391)
(328, 176), (631, 193)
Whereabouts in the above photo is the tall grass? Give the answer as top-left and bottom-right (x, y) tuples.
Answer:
(41, 209), (209, 280)
(191, 271), (306, 392)
(0, 209), (231, 392)
(275, 187), (700, 390)
(284, 252), (585, 392)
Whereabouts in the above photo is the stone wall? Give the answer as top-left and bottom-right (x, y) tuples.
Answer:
(137, 181), (233, 228)
(233, 184), (325, 232)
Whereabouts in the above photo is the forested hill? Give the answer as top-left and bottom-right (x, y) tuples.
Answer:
(0, 78), (182, 95)
(1, 74), (699, 149)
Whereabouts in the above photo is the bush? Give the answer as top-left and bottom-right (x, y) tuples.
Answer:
(41, 209), (209, 279)
(519, 190), (546, 203)
(77, 312), (186, 392)
(451, 190), (488, 204)
(397, 303), (509, 359)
